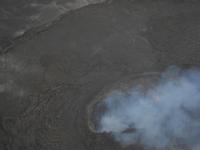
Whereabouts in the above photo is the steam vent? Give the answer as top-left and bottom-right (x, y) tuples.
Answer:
(1, 0), (200, 150)
(87, 72), (160, 133)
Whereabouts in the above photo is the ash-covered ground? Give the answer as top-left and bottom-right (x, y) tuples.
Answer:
(0, 0), (200, 150)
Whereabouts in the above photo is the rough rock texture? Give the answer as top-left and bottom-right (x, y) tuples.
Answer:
(0, 0), (200, 150)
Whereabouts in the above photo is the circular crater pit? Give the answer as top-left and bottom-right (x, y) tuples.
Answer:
(87, 72), (160, 133)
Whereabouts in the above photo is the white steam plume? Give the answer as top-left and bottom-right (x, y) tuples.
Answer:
(97, 67), (200, 150)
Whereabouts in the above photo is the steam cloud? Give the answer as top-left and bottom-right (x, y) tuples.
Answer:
(97, 67), (200, 150)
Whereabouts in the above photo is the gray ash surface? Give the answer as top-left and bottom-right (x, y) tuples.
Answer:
(0, 0), (200, 150)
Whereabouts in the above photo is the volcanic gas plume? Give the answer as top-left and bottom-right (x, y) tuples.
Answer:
(94, 67), (200, 150)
